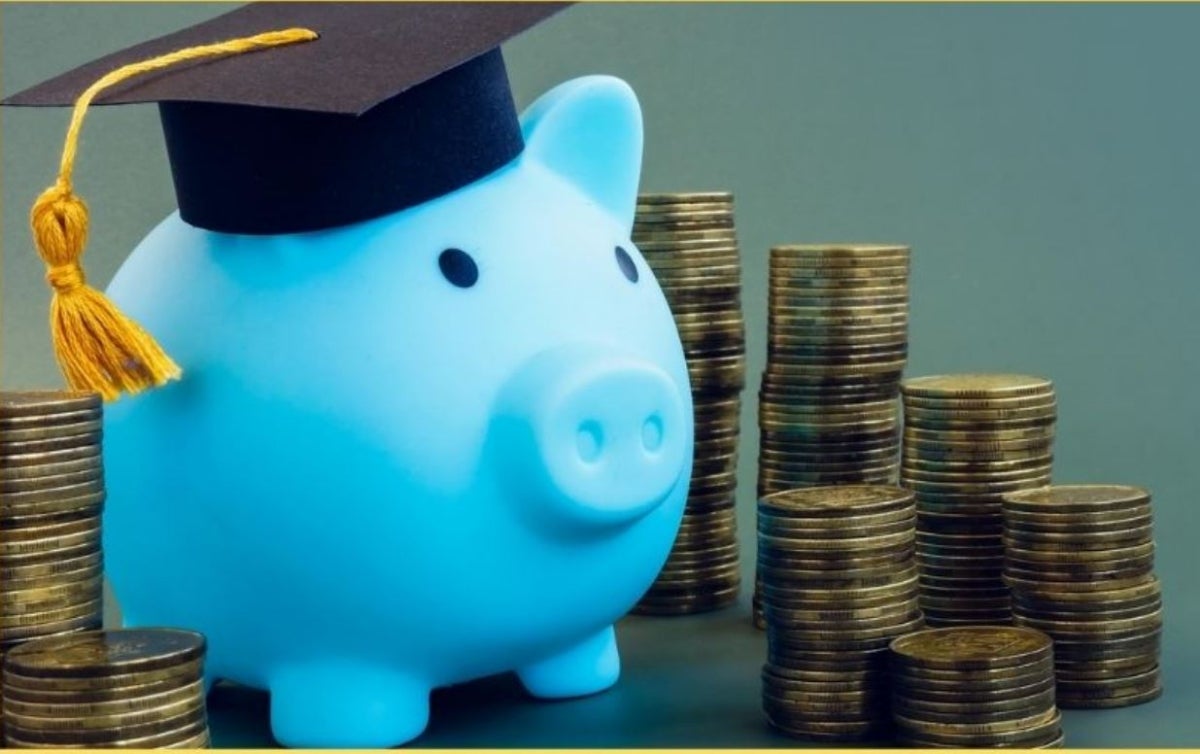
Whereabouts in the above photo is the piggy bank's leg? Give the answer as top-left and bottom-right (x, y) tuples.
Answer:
(269, 663), (430, 747)
(517, 625), (620, 699)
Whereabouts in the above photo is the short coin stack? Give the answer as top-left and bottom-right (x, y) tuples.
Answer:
(2, 628), (210, 748)
(632, 192), (744, 615)
(1002, 484), (1162, 709)
(2, 390), (107, 736)
(900, 374), (1056, 626)
(889, 626), (1064, 748)
(759, 485), (923, 742)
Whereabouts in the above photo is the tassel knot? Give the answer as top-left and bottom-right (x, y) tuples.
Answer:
(31, 183), (89, 268)
(46, 263), (86, 293)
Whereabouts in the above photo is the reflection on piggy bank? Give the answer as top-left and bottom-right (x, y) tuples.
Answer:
(102, 77), (692, 747)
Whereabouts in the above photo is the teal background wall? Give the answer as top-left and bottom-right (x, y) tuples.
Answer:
(3, 3), (1198, 746)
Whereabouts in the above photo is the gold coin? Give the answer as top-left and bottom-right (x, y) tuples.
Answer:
(638, 191), (732, 205)
(903, 474), (1050, 494)
(5, 710), (208, 745)
(0, 456), (103, 485)
(760, 503), (913, 528)
(1003, 514), (1152, 535)
(5, 693), (205, 731)
(634, 215), (734, 231)
(1001, 484), (1150, 514)
(890, 626), (1051, 670)
(0, 445), (100, 468)
(904, 402), (1057, 422)
(894, 705), (1058, 736)
(0, 598), (103, 631)
(5, 629), (206, 680)
(770, 276), (909, 294)
(1015, 607), (1162, 635)
(901, 392), (1060, 409)
(904, 426), (1055, 444)
(2, 576), (104, 611)
(771, 243), (909, 262)
(759, 485), (913, 518)
(1004, 539), (1154, 562)
(1054, 655), (1159, 680)
(2, 680), (206, 721)
(901, 374), (1054, 400)
(893, 658), (1054, 686)
(0, 479), (107, 508)
(0, 467), (105, 494)
(771, 262), (910, 280)
(1057, 683), (1161, 709)
(0, 420), (104, 444)
(893, 688), (1055, 722)
(906, 442), (1050, 459)
(0, 531), (101, 562)
(636, 201), (734, 216)
(1008, 575), (1159, 602)
(0, 391), (101, 419)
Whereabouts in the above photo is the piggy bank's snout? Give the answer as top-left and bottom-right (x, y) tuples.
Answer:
(495, 346), (690, 530)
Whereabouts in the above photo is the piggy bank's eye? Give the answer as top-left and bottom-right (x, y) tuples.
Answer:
(615, 246), (639, 283)
(439, 248), (478, 288)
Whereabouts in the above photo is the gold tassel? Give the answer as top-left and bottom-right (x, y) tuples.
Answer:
(31, 27), (319, 401)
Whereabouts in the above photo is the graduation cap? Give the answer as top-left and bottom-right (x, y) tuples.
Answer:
(5, 2), (570, 235)
(2, 2), (569, 399)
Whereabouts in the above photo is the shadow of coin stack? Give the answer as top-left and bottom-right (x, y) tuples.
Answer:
(631, 192), (744, 615)
(1001, 484), (1162, 709)
(2, 391), (106, 738)
(889, 626), (1064, 748)
(2, 629), (210, 748)
(754, 244), (910, 627)
(758, 485), (923, 742)
(899, 375), (1056, 627)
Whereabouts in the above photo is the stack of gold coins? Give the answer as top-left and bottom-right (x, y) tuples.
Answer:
(900, 375), (1056, 626)
(2, 629), (210, 748)
(889, 626), (1064, 748)
(2, 389), (106, 738)
(1002, 484), (1162, 709)
(754, 244), (910, 627)
(632, 192), (743, 615)
(759, 485), (923, 742)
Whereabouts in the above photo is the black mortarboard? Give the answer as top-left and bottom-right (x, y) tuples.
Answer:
(3, 2), (569, 235)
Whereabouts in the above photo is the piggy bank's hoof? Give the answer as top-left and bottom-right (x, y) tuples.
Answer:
(269, 664), (430, 747)
(518, 625), (620, 699)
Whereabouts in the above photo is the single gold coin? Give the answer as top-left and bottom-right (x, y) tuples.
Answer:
(902, 374), (1054, 400)
(890, 626), (1052, 670)
(758, 485), (913, 518)
(638, 191), (732, 205)
(4, 629), (205, 680)
(1002, 484), (1151, 514)
(770, 243), (910, 262)
(0, 391), (101, 419)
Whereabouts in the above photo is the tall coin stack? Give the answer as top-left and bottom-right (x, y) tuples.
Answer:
(631, 192), (744, 615)
(758, 485), (923, 742)
(1002, 485), (1162, 709)
(2, 629), (210, 748)
(755, 244), (910, 627)
(899, 375), (1056, 627)
(889, 626), (1064, 748)
(2, 391), (106, 737)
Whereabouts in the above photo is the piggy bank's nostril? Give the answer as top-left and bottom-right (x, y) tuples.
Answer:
(577, 420), (604, 463)
(641, 415), (664, 453)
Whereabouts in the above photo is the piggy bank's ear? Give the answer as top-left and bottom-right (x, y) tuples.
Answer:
(520, 76), (643, 225)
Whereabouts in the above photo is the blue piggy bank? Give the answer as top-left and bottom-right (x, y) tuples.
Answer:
(101, 77), (693, 747)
